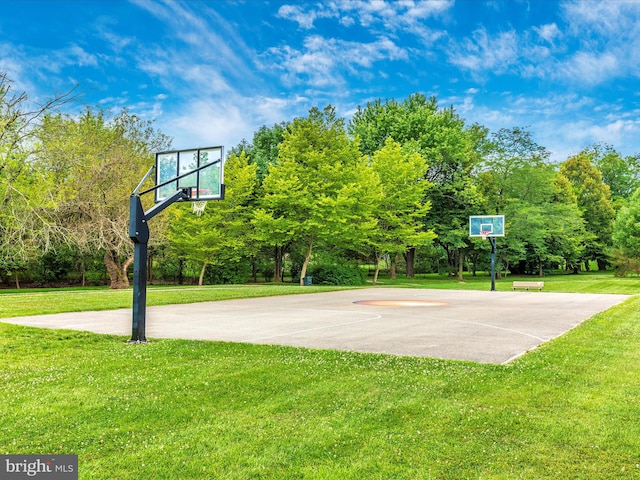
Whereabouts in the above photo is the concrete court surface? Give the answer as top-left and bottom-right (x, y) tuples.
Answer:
(1, 288), (630, 364)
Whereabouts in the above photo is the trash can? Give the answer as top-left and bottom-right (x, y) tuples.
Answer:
(303, 276), (312, 286)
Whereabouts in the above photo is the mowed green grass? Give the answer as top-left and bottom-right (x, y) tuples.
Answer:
(0, 284), (355, 318)
(1, 274), (640, 478)
(377, 271), (640, 294)
(0, 271), (638, 319)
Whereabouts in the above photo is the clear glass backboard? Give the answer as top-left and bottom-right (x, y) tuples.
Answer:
(155, 146), (223, 203)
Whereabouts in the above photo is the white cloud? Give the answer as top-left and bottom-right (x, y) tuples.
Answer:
(263, 43), (337, 88)
(339, 15), (356, 27)
(451, 90), (637, 162)
(65, 45), (99, 68)
(0, 43), (81, 101)
(540, 115), (640, 161)
(1, 41), (98, 88)
(162, 98), (249, 151)
(533, 23), (561, 45)
(0, 44), (35, 94)
(445, 3), (640, 88)
(5, 0), (640, 162)
(448, 28), (519, 78)
(260, 35), (407, 88)
(277, 1), (452, 45)
(161, 92), (310, 151)
(277, 4), (317, 29)
(479, 96), (640, 161)
(561, 51), (619, 85)
(561, 0), (640, 37)
(98, 29), (134, 52)
(132, 0), (256, 83)
(342, 0), (452, 29)
(558, 0), (640, 82)
(343, 0), (397, 27)
(508, 92), (595, 117)
(383, 0), (454, 44)
(464, 103), (516, 131)
(584, 119), (640, 148)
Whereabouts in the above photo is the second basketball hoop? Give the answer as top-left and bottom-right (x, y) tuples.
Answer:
(469, 215), (505, 292)
(469, 215), (505, 239)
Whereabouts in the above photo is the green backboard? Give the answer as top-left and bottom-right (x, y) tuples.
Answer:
(155, 146), (223, 203)
(469, 215), (505, 237)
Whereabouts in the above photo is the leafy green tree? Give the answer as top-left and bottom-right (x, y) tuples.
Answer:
(583, 143), (640, 207)
(611, 187), (640, 274)
(255, 106), (380, 285)
(502, 193), (585, 276)
(0, 72), (75, 278)
(231, 122), (289, 281)
(230, 122), (288, 183)
(36, 108), (171, 288)
(560, 152), (615, 270)
(252, 123), (287, 182)
(476, 127), (587, 276)
(550, 174), (587, 272)
(368, 138), (435, 284)
(349, 93), (485, 278)
(479, 127), (551, 211)
(167, 151), (258, 285)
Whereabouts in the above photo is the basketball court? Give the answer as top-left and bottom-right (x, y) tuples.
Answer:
(1, 288), (629, 364)
(4, 156), (628, 364)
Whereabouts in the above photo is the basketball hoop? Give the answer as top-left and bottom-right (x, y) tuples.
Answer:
(480, 230), (490, 240)
(192, 200), (208, 216)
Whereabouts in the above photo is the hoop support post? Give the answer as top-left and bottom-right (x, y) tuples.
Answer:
(489, 236), (497, 292)
(128, 188), (190, 343)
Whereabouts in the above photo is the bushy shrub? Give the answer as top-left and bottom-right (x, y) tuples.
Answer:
(153, 257), (185, 283)
(204, 259), (253, 284)
(307, 262), (365, 286)
(31, 247), (87, 285)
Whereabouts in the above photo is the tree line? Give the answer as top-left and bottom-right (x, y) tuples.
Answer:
(1, 72), (639, 288)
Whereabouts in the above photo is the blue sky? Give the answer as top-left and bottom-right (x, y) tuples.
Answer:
(2, 0), (639, 161)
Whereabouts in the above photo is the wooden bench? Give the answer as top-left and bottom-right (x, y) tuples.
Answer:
(512, 281), (544, 291)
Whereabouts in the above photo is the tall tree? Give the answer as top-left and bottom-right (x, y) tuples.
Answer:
(255, 106), (379, 285)
(0, 72), (75, 281)
(611, 187), (640, 274)
(37, 108), (171, 288)
(167, 151), (258, 285)
(479, 127), (551, 211)
(583, 143), (640, 206)
(349, 93), (485, 279)
(560, 152), (615, 270)
(501, 187), (585, 276)
(231, 122), (289, 281)
(476, 127), (588, 276)
(368, 138), (435, 284)
(230, 122), (287, 183)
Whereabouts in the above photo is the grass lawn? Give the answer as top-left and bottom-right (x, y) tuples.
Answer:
(1, 273), (640, 478)
(375, 270), (640, 294)
(1, 271), (638, 319)
(0, 284), (355, 318)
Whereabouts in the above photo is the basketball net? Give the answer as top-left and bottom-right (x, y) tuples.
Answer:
(480, 230), (490, 241)
(192, 200), (208, 217)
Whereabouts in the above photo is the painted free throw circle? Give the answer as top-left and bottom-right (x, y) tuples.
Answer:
(354, 300), (449, 307)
